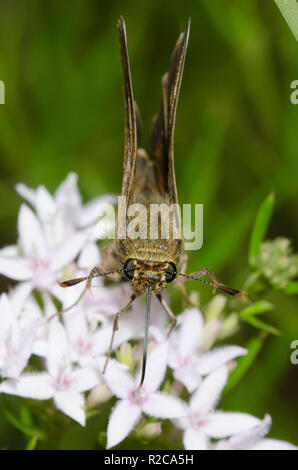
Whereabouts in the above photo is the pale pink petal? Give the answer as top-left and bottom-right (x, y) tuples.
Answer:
(50, 232), (87, 271)
(55, 173), (81, 210)
(77, 242), (101, 269)
(0, 293), (15, 338)
(143, 392), (187, 419)
(15, 183), (36, 206)
(178, 308), (204, 358)
(106, 399), (141, 449)
(216, 414), (271, 450)
(2, 319), (43, 379)
(183, 428), (208, 450)
(135, 342), (169, 393)
(251, 439), (298, 450)
(78, 195), (117, 227)
(0, 256), (32, 281)
(54, 390), (85, 426)
(173, 366), (202, 394)
(205, 411), (261, 438)
(190, 366), (228, 415)
(47, 321), (70, 376)
(102, 358), (134, 399)
(0, 373), (54, 399)
(35, 186), (56, 221)
(196, 345), (247, 375)
(9, 281), (32, 315)
(18, 204), (47, 258)
(71, 368), (100, 392)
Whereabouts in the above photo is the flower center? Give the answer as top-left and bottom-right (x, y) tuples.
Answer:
(129, 387), (148, 406)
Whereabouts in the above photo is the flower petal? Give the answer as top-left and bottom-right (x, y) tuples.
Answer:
(143, 392), (187, 419)
(190, 366), (228, 415)
(2, 319), (43, 379)
(54, 390), (85, 426)
(251, 439), (298, 450)
(18, 204), (47, 259)
(196, 345), (247, 375)
(205, 411), (261, 438)
(136, 341), (169, 393)
(101, 358), (134, 399)
(178, 308), (204, 358)
(50, 232), (87, 271)
(183, 428), (208, 450)
(9, 281), (33, 315)
(15, 183), (36, 206)
(107, 399), (141, 448)
(77, 242), (101, 270)
(78, 195), (117, 228)
(71, 368), (100, 392)
(215, 414), (271, 449)
(0, 373), (53, 399)
(0, 256), (32, 281)
(55, 173), (82, 211)
(47, 321), (70, 376)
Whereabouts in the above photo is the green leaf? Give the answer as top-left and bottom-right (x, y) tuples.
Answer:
(239, 300), (274, 318)
(284, 281), (298, 294)
(241, 315), (280, 335)
(224, 333), (266, 394)
(275, 0), (298, 41)
(249, 192), (275, 269)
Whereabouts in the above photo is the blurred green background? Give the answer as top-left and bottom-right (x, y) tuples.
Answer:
(0, 0), (297, 449)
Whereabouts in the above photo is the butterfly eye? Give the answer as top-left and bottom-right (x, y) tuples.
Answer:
(123, 258), (136, 280)
(165, 262), (177, 283)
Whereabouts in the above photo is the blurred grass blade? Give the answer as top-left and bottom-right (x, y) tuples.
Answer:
(249, 192), (275, 268)
(239, 300), (274, 317)
(25, 434), (38, 450)
(0, 399), (46, 440)
(242, 315), (280, 336)
(275, 0), (298, 41)
(284, 281), (298, 294)
(224, 333), (266, 394)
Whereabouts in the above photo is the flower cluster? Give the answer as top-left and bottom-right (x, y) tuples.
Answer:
(0, 174), (296, 450)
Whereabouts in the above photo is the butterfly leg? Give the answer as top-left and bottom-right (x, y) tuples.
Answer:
(102, 294), (136, 374)
(157, 294), (177, 339)
(175, 254), (195, 306)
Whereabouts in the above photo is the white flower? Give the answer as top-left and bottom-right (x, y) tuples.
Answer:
(216, 414), (298, 450)
(168, 308), (247, 392)
(0, 322), (99, 425)
(0, 293), (41, 379)
(176, 366), (261, 450)
(16, 173), (116, 246)
(0, 203), (87, 294)
(103, 342), (187, 448)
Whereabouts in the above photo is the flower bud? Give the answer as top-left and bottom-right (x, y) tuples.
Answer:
(86, 383), (113, 408)
(205, 294), (227, 320)
(138, 422), (162, 441)
(116, 342), (134, 367)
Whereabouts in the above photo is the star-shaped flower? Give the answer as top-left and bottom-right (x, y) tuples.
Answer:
(176, 366), (261, 450)
(168, 308), (247, 392)
(0, 321), (99, 425)
(0, 203), (87, 294)
(103, 342), (187, 448)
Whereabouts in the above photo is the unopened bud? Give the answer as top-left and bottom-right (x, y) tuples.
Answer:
(116, 342), (134, 367)
(138, 422), (162, 441)
(205, 295), (226, 320)
(202, 317), (222, 351)
(87, 383), (113, 408)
